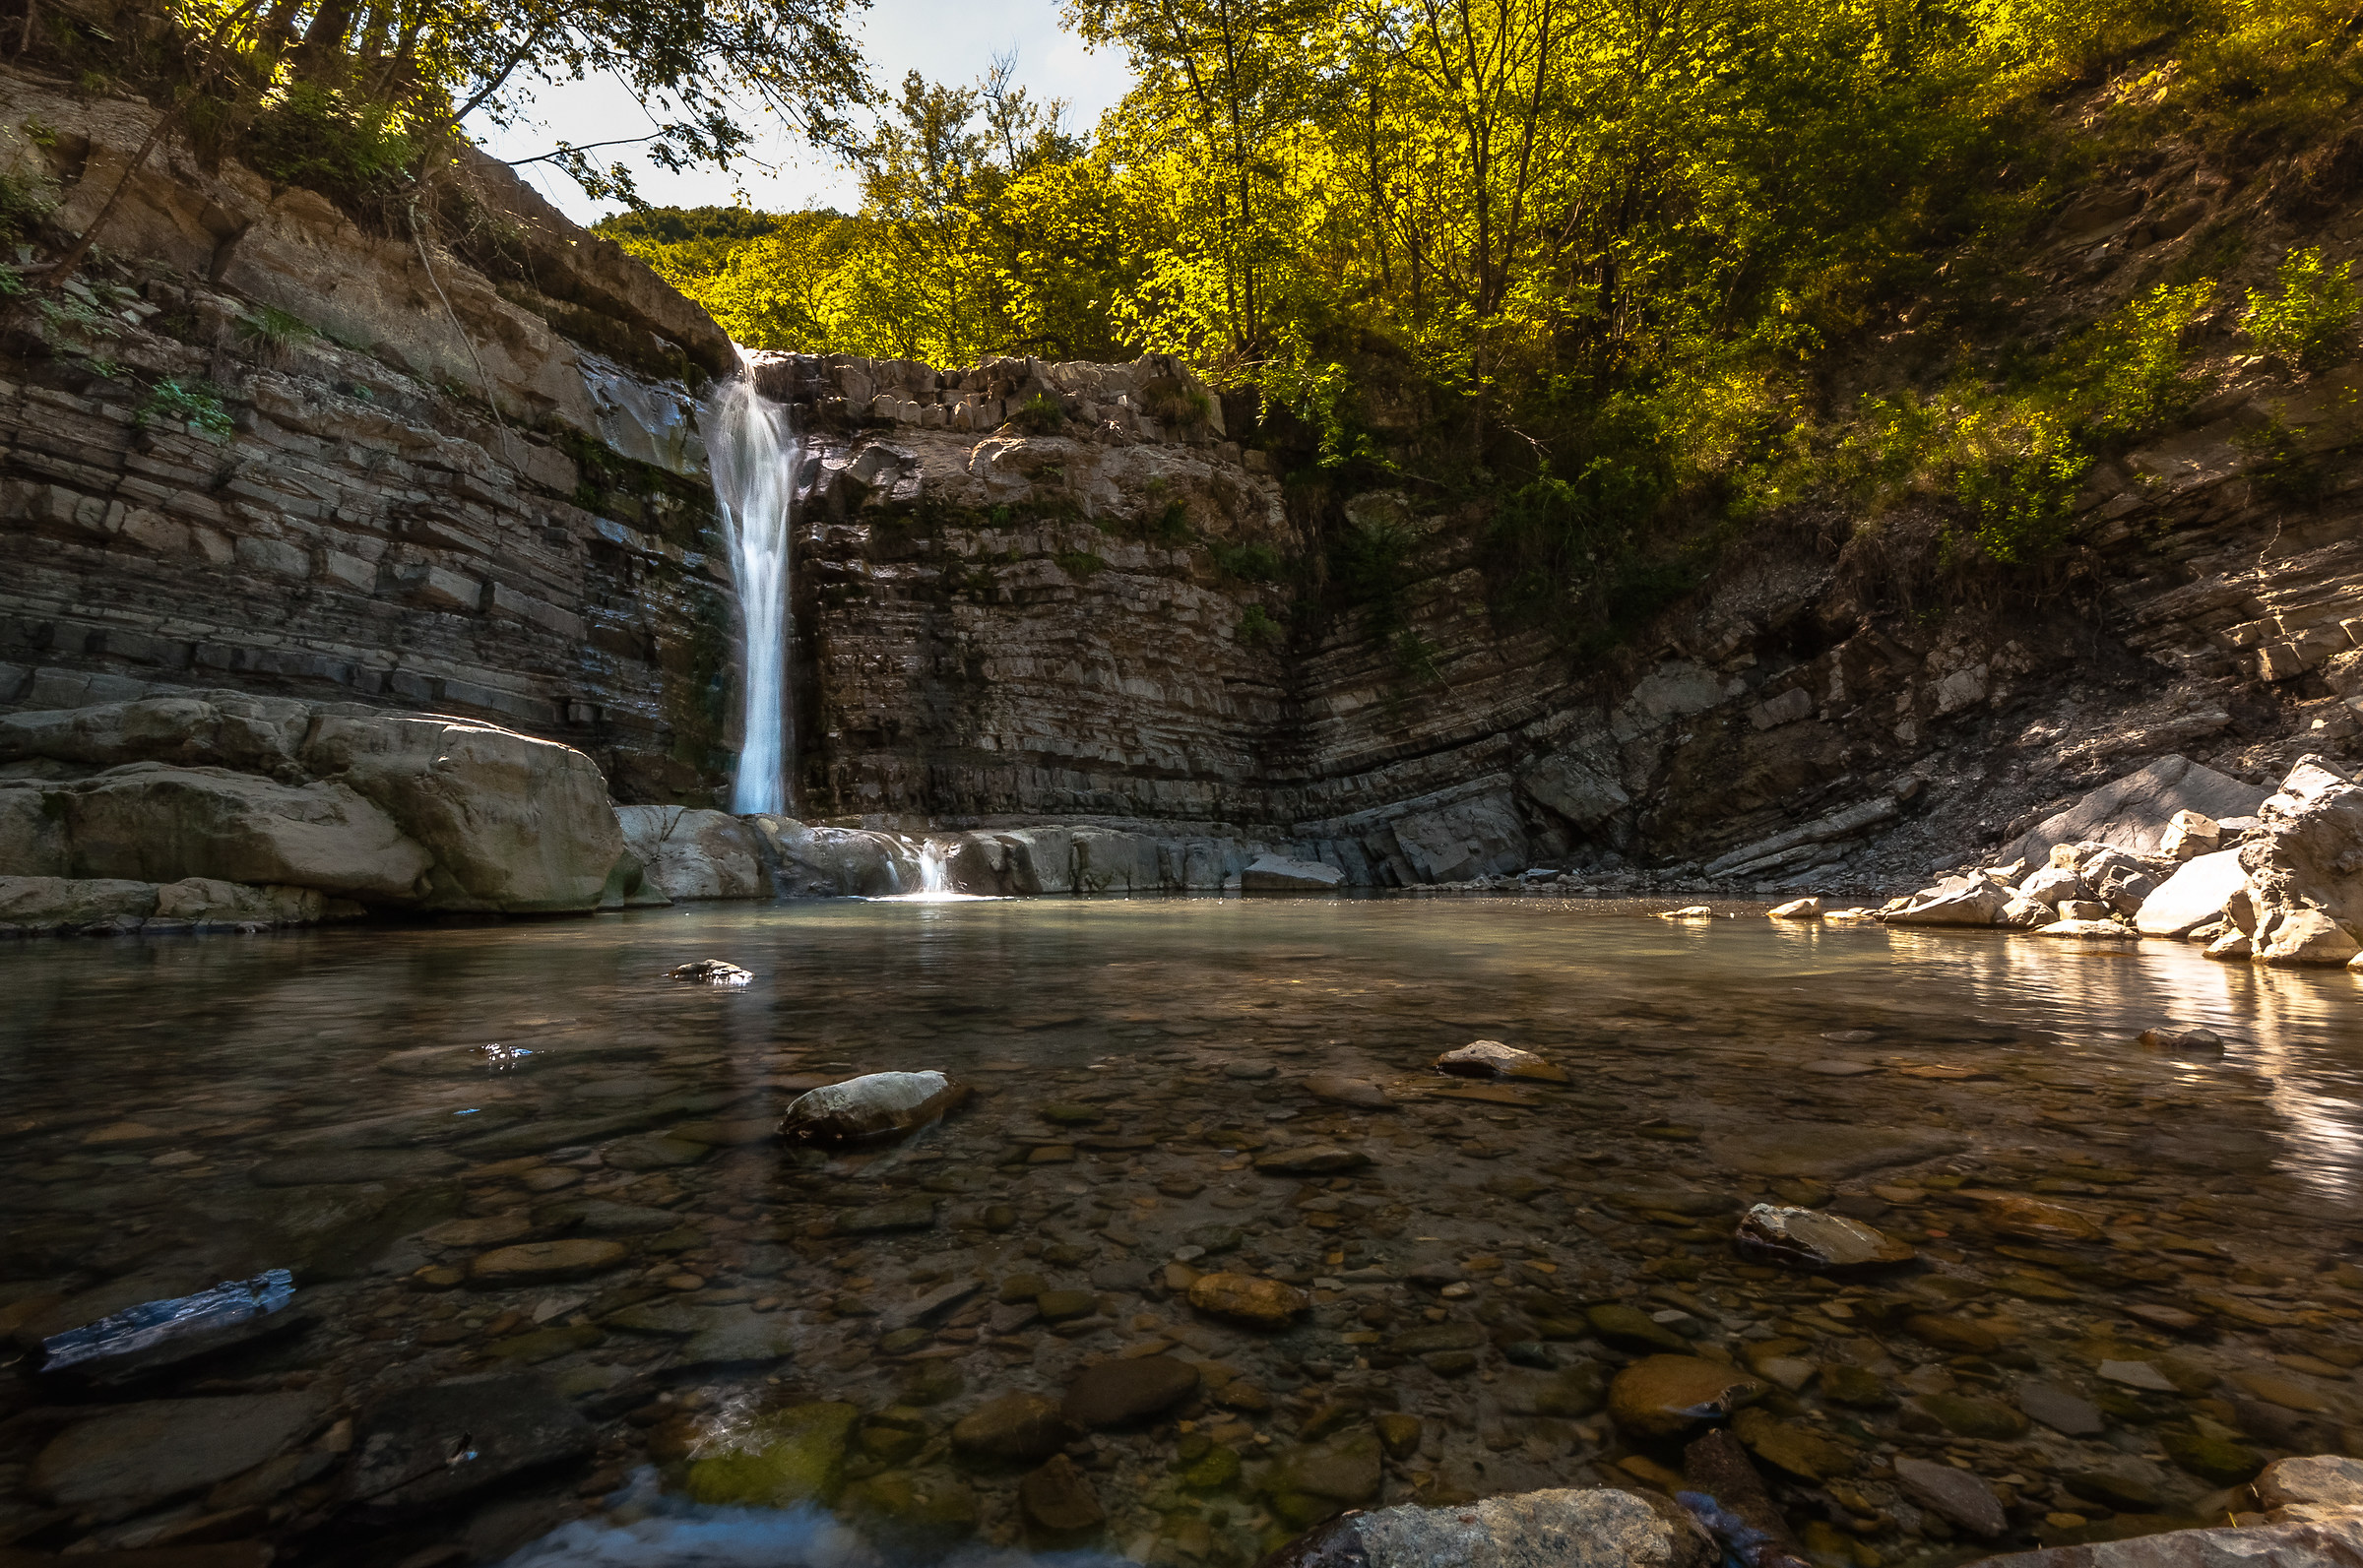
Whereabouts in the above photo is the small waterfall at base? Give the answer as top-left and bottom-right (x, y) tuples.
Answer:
(917, 841), (950, 896)
(705, 369), (797, 817)
(869, 838), (1002, 902)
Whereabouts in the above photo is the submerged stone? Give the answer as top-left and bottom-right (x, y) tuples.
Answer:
(684, 1402), (858, 1507)
(951, 1392), (1072, 1465)
(1187, 1272), (1310, 1327)
(1734, 1203), (1915, 1271)
(33, 1390), (327, 1510)
(669, 959), (751, 984)
(1061, 1354), (1199, 1428)
(1020, 1453), (1107, 1536)
(1892, 1455), (2007, 1537)
(778, 1069), (968, 1144)
(1608, 1354), (1764, 1439)
(351, 1373), (593, 1518)
(469, 1239), (628, 1284)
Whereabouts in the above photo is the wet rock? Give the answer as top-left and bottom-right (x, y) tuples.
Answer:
(1587, 1303), (1691, 1353)
(32, 1390), (328, 1510)
(2161, 1427), (2264, 1486)
(835, 1199), (937, 1235)
(600, 1133), (711, 1170)
(668, 959), (752, 984)
(1883, 875), (2007, 926)
(2004, 754), (2267, 865)
(351, 1374), (594, 1517)
(2099, 1359), (2178, 1392)
(422, 1216), (533, 1248)
(1920, 1393), (2029, 1439)
(1683, 1427), (1805, 1565)
(1435, 1040), (1570, 1083)
(1062, 1354), (1199, 1428)
(678, 1312), (799, 1367)
(1703, 1123), (1964, 1178)
(1905, 1314), (2001, 1354)
(1188, 1273), (1310, 1327)
(1375, 1412), (1424, 1459)
(469, 1239), (629, 1285)
(1981, 1193), (2103, 1242)
(1261, 1485), (1711, 1568)
(951, 1393), (1073, 1466)
(2257, 1454), (2363, 1513)
(1020, 1452), (1107, 1536)
(536, 1199), (680, 1235)
(684, 1402), (858, 1507)
(1733, 1203), (1914, 1271)
(2018, 1379), (2106, 1436)
(1767, 897), (1821, 918)
(1304, 1072), (1391, 1108)
(1267, 1430), (1383, 1526)
(1608, 1355), (1765, 1440)
(1891, 1454), (2007, 1537)
(1253, 1145), (1372, 1174)
(619, 808), (766, 901)
(1819, 1364), (1894, 1408)
(248, 1149), (463, 1186)
(2065, 1466), (2166, 1513)
(1972, 1516), (2363, 1566)
(1731, 1406), (1856, 1481)
(2039, 917), (2139, 940)
(1242, 853), (1346, 892)
(2135, 849), (2250, 937)
(1656, 905), (1713, 918)
(778, 1069), (968, 1144)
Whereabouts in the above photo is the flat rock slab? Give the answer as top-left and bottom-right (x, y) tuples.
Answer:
(248, 1150), (462, 1186)
(351, 1373), (594, 1517)
(1062, 1354), (1200, 1428)
(470, 1239), (629, 1284)
(1271, 1484), (1693, 1568)
(2017, 1379), (2106, 1437)
(1703, 1122), (1966, 1178)
(677, 1312), (799, 1367)
(34, 1390), (327, 1508)
(1892, 1454), (2007, 1537)
(1972, 1515), (2363, 1567)
(1303, 1073), (1391, 1107)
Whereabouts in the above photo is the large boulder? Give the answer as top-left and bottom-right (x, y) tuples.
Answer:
(616, 805), (767, 900)
(1241, 853), (1345, 892)
(1883, 875), (2007, 926)
(2135, 848), (2251, 937)
(0, 875), (159, 930)
(2006, 754), (2269, 864)
(1263, 1486), (1712, 1568)
(745, 817), (915, 897)
(0, 695), (624, 915)
(2238, 759), (2363, 965)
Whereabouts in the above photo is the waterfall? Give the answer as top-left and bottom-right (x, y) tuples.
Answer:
(917, 841), (950, 896)
(706, 371), (796, 817)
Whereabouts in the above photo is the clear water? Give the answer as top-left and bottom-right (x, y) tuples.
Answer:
(706, 375), (797, 817)
(6, 898), (2363, 1565)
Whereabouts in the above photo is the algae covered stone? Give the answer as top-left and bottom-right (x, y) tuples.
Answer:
(1187, 1272), (1310, 1327)
(1607, 1354), (1765, 1439)
(684, 1401), (859, 1506)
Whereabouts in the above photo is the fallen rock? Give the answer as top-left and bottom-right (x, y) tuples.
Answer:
(1890, 1454), (2007, 1537)
(616, 805), (767, 900)
(2004, 753), (2269, 864)
(1767, 897), (1821, 919)
(669, 959), (753, 985)
(1187, 1273), (1310, 1328)
(32, 1390), (327, 1509)
(778, 1070), (967, 1144)
(351, 1373), (594, 1517)
(1259, 1484), (1710, 1568)
(1435, 1040), (1569, 1083)
(2136, 848), (2251, 937)
(1608, 1355), (1765, 1440)
(1883, 875), (2007, 926)
(1061, 1355), (1199, 1428)
(2162, 809), (2223, 860)
(1970, 1516), (2363, 1566)
(2259, 907), (2362, 967)
(2017, 865), (2089, 906)
(2240, 759), (2363, 966)
(1999, 896), (2060, 928)
(1733, 1204), (1915, 1271)
(1241, 853), (1345, 892)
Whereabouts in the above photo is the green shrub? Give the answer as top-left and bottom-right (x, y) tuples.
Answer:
(1012, 392), (1068, 434)
(2233, 415), (2328, 507)
(2243, 247), (2361, 372)
(1210, 539), (1285, 583)
(1951, 407), (2088, 565)
(244, 85), (420, 202)
(137, 378), (235, 440)
(237, 304), (315, 357)
(2082, 282), (2216, 434)
(1146, 498), (1191, 545)
(0, 168), (55, 248)
(1054, 549), (1106, 578)
(1236, 602), (1281, 647)
(1483, 460), (1675, 640)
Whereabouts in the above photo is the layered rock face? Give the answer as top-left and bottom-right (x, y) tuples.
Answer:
(0, 693), (622, 931)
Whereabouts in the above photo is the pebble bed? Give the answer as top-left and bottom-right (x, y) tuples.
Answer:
(2, 896), (2361, 1567)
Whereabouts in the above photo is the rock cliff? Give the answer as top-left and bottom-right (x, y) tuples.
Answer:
(7, 66), (2363, 893)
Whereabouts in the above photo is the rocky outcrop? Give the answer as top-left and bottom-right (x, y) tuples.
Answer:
(0, 693), (621, 929)
(616, 805), (765, 900)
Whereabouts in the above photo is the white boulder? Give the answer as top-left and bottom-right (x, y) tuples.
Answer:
(2134, 848), (2251, 937)
(1241, 853), (1345, 892)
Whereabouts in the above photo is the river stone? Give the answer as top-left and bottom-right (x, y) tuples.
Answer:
(1608, 1355), (1765, 1439)
(685, 1402), (858, 1507)
(1266, 1484), (1707, 1568)
(469, 1239), (628, 1284)
(1702, 1122), (1964, 1178)
(1187, 1273), (1310, 1327)
(1731, 1406), (1856, 1480)
(1921, 1393), (2030, 1439)
(779, 1070), (968, 1144)
(668, 959), (752, 984)
(600, 1133), (710, 1170)
(32, 1390), (327, 1508)
(1970, 1516), (2363, 1567)
(1587, 1303), (1690, 1353)
(248, 1149), (463, 1186)
(1906, 1313), (2001, 1354)
(1435, 1040), (1569, 1083)
(2099, 1358), (2177, 1393)
(2018, 1379), (2106, 1436)
(535, 1199), (680, 1235)
(1820, 1364), (1894, 1408)
(1061, 1354), (1199, 1428)
(1269, 1429), (1383, 1521)
(678, 1310), (799, 1367)
(2161, 1427), (2264, 1486)
(351, 1373), (593, 1517)
(1391, 1322), (1488, 1356)
(603, 1301), (714, 1336)
(1892, 1455), (2007, 1537)
(1252, 1145), (1372, 1174)
(2257, 1454), (2363, 1513)
(1734, 1203), (1915, 1271)
(836, 1199), (937, 1234)
(421, 1215), (533, 1249)
(1303, 1072), (1391, 1107)
(951, 1393), (1073, 1465)
(1020, 1452), (1106, 1535)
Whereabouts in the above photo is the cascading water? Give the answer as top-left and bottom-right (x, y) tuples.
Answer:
(705, 369), (797, 817)
(870, 838), (1000, 902)
(917, 841), (950, 896)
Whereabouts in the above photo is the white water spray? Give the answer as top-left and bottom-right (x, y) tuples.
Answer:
(870, 838), (1001, 902)
(706, 371), (796, 816)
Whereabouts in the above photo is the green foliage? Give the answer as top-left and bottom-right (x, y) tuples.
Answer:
(1054, 549), (1108, 578)
(1330, 510), (1419, 631)
(237, 304), (316, 356)
(1950, 408), (2089, 566)
(1146, 499), (1192, 544)
(137, 378), (235, 439)
(2243, 247), (2362, 373)
(1483, 460), (1690, 648)
(242, 85), (420, 201)
(0, 168), (56, 248)
(1235, 602), (1281, 646)
(2233, 415), (2328, 507)
(1208, 538), (1285, 582)
(1012, 392), (1068, 434)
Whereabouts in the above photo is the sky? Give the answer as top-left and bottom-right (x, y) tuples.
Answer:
(465, 0), (1134, 227)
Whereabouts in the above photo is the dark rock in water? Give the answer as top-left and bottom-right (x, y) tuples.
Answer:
(350, 1373), (595, 1518)
(1919, 1393), (2029, 1440)
(1891, 1455), (2006, 1537)
(778, 1070), (968, 1144)
(1252, 1145), (1371, 1174)
(2162, 1428), (2265, 1486)
(2016, 1379), (2105, 1437)
(951, 1393), (1073, 1466)
(40, 1268), (296, 1380)
(1187, 1273), (1310, 1327)
(1683, 1427), (1804, 1567)
(1703, 1123), (1965, 1178)
(2138, 1026), (2226, 1053)
(248, 1149), (463, 1186)
(880, 1278), (983, 1332)
(1268, 1430), (1384, 1526)
(32, 1389), (328, 1510)
(1020, 1453), (1107, 1536)
(1062, 1354), (1199, 1428)
(1587, 1303), (1691, 1353)
(1819, 1364), (1893, 1409)
(669, 959), (751, 985)
(1257, 1484), (1709, 1568)
(1304, 1072), (1391, 1107)
(1391, 1322), (1488, 1356)
(1969, 1517), (2363, 1567)
(1734, 1203), (1915, 1271)
(684, 1403), (859, 1508)
(835, 1198), (938, 1235)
